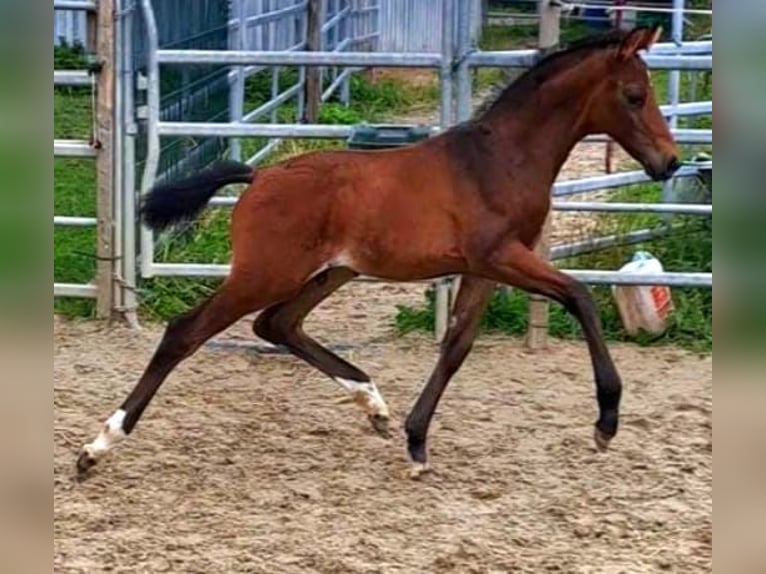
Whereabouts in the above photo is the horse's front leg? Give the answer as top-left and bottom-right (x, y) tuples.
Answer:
(405, 276), (494, 477)
(476, 240), (622, 451)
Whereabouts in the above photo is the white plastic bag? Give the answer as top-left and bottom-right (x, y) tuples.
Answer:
(612, 251), (674, 336)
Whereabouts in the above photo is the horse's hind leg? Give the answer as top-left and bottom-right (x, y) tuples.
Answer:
(253, 267), (391, 437)
(76, 274), (288, 475)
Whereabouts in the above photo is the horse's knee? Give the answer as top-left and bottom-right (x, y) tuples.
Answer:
(253, 309), (293, 345)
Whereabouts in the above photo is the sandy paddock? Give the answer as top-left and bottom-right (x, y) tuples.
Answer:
(54, 278), (711, 573)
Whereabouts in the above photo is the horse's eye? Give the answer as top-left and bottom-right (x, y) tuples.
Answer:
(624, 90), (646, 109)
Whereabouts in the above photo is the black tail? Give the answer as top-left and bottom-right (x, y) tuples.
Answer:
(140, 160), (255, 232)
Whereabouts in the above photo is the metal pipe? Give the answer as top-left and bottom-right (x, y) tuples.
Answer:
(242, 81), (303, 123)
(157, 49), (443, 67)
(113, 0), (125, 316)
(552, 201), (712, 215)
(322, 5), (351, 34)
(584, 129), (712, 144)
(467, 51), (712, 70)
(321, 66), (356, 101)
(663, 0), (686, 206)
(121, 0), (139, 326)
(553, 164), (702, 196)
(550, 227), (672, 261)
(439, 0), (454, 130)
(229, 0), (247, 161)
(144, 263), (711, 288)
(244, 1), (308, 27)
(54, 283), (98, 298)
(54, 0), (97, 10)
(434, 0), (457, 343)
(560, 270), (712, 287)
(246, 139), (283, 166)
(54, 216), (99, 226)
(659, 100), (712, 116)
(54, 70), (91, 86)
(147, 262), (434, 284)
(158, 122), (354, 138)
(455, 0), (472, 122)
(138, 0), (161, 279)
(54, 139), (97, 157)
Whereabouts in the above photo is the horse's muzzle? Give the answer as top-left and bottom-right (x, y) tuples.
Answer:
(649, 156), (682, 181)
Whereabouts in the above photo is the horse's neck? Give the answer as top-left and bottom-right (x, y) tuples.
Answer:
(483, 63), (603, 188)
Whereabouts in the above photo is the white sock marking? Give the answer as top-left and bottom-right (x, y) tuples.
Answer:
(82, 409), (127, 460)
(334, 379), (389, 418)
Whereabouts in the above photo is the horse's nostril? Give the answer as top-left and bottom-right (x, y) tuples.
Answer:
(667, 157), (682, 175)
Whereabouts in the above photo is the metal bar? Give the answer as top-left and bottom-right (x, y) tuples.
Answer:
(148, 263), (432, 284)
(54, 283), (98, 298)
(562, 2), (713, 16)
(553, 165), (702, 196)
(560, 270), (712, 287)
(584, 129), (712, 144)
(237, 40), (307, 80)
(54, 70), (91, 86)
(158, 49), (443, 68)
(322, 5), (351, 34)
(349, 32), (381, 45)
(550, 227), (671, 261)
(120, 0), (139, 326)
(659, 101), (712, 116)
(158, 122), (354, 138)
(434, 0), (456, 343)
(244, 1), (308, 27)
(321, 66), (355, 101)
(138, 0), (160, 279)
(455, 0), (472, 123)
(54, 216), (98, 226)
(552, 202), (712, 215)
(242, 81), (303, 123)
(245, 138), (283, 166)
(664, 0), (685, 207)
(229, 0), (246, 161)
(146, 263), (711, 288)
(54, 139), (97, 157)
(54, 0), (97, 10)
(650, 41), (712, 55)
(466, 51), (712, 70)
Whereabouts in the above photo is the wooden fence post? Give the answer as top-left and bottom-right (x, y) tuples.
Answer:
(95, 0), (115, 319)
(526, 0), (560, 350)
(304, 0), (322, 123)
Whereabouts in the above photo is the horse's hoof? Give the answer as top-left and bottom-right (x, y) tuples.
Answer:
(594, 426), (613, 452)
(76, 449), (97, 477)
(408, 462), (430, 480)
(368, 414), (390, 438)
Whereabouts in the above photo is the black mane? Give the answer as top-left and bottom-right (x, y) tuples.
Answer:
(474, 29), (633, 118)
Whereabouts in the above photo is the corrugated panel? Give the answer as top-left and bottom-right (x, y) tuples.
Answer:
(54, 10), (88, 46)
(378, 0), (482, 53)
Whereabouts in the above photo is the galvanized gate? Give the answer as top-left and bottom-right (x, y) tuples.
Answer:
(54, 0), (712, 343)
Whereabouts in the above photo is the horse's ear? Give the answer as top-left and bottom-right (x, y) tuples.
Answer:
(617, 26), (663, 61)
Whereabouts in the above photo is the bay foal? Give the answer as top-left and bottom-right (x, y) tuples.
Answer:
(78, 27), (679, 476)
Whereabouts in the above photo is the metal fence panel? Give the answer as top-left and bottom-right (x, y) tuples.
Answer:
(54, 9), (88, 45)
(377, 0), (481, 52)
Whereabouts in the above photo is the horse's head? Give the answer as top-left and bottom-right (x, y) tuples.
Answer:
(587, 26), (680, 181)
